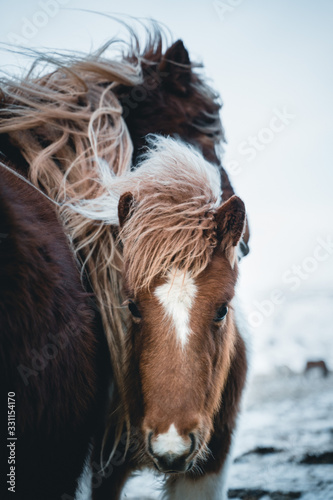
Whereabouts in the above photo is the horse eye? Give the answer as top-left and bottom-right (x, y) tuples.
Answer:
(128, 300), (141, 319)
(214, 305), (228, 322)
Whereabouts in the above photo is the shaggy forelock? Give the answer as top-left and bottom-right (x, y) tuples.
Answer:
(119, 136), (222, 291)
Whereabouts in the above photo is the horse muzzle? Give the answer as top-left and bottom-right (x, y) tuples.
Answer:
(147, 427), (197, 473)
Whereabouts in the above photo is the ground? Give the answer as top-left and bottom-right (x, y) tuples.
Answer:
(226, 371), (333, 500)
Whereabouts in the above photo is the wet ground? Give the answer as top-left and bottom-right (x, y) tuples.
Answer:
(227, 371), (333, 500)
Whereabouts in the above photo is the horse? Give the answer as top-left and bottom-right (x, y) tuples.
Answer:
(86, 135), (249, 500)
(0, 26), (249, 500)
(0, 166), (110, 500)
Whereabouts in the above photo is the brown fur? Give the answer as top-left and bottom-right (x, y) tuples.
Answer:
(136, 253), (238, 437)
(94, 217), (247, 498)
(115, 38), (224, 163)
(0, 167), (109, 499)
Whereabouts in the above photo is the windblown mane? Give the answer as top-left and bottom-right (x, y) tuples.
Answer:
(0, 25), (225, 460)
(0, 35), (146, 453)
(68, 135), (222, 291)
(119, 136), (222, 292)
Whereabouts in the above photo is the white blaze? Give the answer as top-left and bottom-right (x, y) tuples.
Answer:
(152, 423), (189, 457)
(154, 269), (196, 347)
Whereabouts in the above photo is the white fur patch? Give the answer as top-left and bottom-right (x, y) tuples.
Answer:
(163, 438), (236, 500)
(163, 471), (228, 500)
(154, 269), (196, 348)
(152, 424), (189, 457)
(74, 446), (92, 500)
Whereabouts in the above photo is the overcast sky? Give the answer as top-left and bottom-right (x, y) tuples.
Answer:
(1, 0), (332, 308)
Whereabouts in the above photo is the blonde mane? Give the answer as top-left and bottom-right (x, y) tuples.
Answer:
(0, 33), (222, 463)
(65, 134), (222, 291)
(119, 136), (222, 291)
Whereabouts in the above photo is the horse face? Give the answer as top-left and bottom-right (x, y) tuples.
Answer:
(120, 194), (246, 473)
(128, 255), (237, 473)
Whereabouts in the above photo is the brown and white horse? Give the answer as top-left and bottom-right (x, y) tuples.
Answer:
(86, 135), (249, 500)
(0, 27), (249, 500)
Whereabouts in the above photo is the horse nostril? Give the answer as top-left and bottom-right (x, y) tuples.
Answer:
(153, 452), (187, 473)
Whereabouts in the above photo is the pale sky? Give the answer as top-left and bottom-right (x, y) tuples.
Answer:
(1, 0), (332, 306)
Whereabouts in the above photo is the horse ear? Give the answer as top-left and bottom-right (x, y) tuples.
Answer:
(158, 40), (191, 95)
(118, 192), (134, 228)
(215, 196), (246, 264)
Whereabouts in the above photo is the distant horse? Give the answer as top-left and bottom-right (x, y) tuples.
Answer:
(0, 27), (249, 500)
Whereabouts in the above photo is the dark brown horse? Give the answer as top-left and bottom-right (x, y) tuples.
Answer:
(0, 166), (110, 500)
